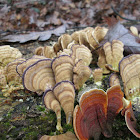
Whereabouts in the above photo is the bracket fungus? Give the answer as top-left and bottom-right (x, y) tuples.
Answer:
(53, 34), (73, 54)
(78, 29), (92, 50)
(43, 89), (63, 132)
(92, 68), (103, 86)
(16, 55), (46, 77)
(53, 81), (75, 125)
(73, 59), (92, 90)
(0, 58), (25, 97)
(103, 40), (124, 72)
(106, 85), (124, 134)
(0, 45), (22, 67)
(58, 34), (73, 50)
(92, 26), (108, 44)
(34, 46), (56, 59)
(97, 48), (110, 74)
(130, 26), (140, 37)
(87, 26), (108, 50)
(34, 46), (44, 55)
(71, 44), (92, 66)
(71, 27), (93, 45)
(51, 55), (74, 83)
(122, 98), (140, 138)
(6, 58), (25, 83)
(0, 69), (7, 88)
(71, 26), (108, 51)
(56, 48), (72, 57)
(109, 73), (120, 87)
(73, 85), (124, 140)
(119, 54), (140, 104)
(22, 59), (55, 95)
(53, 26), (108, 57)
(109, 72), (140, 138)
(40, 131), (78, 140)
(1, 24), (139, 140)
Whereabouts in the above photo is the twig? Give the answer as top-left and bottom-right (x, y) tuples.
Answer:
(111, 5), (140, 23)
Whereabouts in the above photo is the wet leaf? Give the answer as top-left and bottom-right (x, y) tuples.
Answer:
(0, 4), (11, 16)
(104, 17), (140, 55)
(1, 24), (67, 43)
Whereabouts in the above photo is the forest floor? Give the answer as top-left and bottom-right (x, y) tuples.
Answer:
(0, 0), (140, 140)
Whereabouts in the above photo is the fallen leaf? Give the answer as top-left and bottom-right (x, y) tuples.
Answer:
(48, 11), (62, 26)
(40, 7), (48, 17)
(0, 4), (11, 17)
(1, 24), (67, 43)
(103, 17), (140, 55)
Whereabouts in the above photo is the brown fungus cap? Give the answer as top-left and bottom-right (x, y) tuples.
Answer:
(103, 40), (124, 72)
(56, 48), (72, 57)
(60, 34), (73, 50)
(73, 88), (108, 140)
(92, 26), (108, 44)
(53, 42), (62, 54)
(122, 98), (140, 138)
(92, 68), (103, 86)
(23, 59), (55, 95)
(16, 55), (46, 77)
(73, 86), (125, 140)
(40, 131), (78, 140)
(86, 27), (97, 50)
(97, 48), (110, 74)
(34, 46), (44, 55)
(130, 26), (139, 37)
(0, 69), (7, 88)
(73, 59), (91, 90)
(53, 34), (73, 54)
(6, 58), (25, 83)
(0, 45), (22, 66)
(34, 46), (56, 59)
(119, 54), (140, 103)
(51, 55), (74, 83)
(78, 30), (91, 50)
(53, 81), (75, 125)
(109, 73), (120, 87)
(71, 30), (81, 44)
(43, 89), (62, 132)
(43, 46), (56, 59)
(106, 85), (124, 135)
(71, 44), (92, 66)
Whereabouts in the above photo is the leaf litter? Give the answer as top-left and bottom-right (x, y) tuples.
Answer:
(1, 24), (67, 43)
(0, 1), (140, 139)
(103, 17), (140, 54)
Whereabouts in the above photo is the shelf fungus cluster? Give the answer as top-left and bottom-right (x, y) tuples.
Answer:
(43, 80), (75, 132)
(47, 26), (108, 56)
(109, 73), (140, 139)
(73, 59), (91, 90)
(0, 45), (24, 97)
(73, 85), (124, 140)
(0, 45), (22, 67)
(97, 40), (124, 74)
(14, 45), (92, 133)
(74, 84), (140, 139)
(119, 54), (140, 105)
(1, 24), (140, 140)
(34, 44), (92, 91)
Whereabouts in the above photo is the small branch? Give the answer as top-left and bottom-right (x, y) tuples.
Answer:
(111, 5), (140, 23)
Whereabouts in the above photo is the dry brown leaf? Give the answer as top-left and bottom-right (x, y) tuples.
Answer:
(1, 24), (67, 43)
(103, 17), (140, 55)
